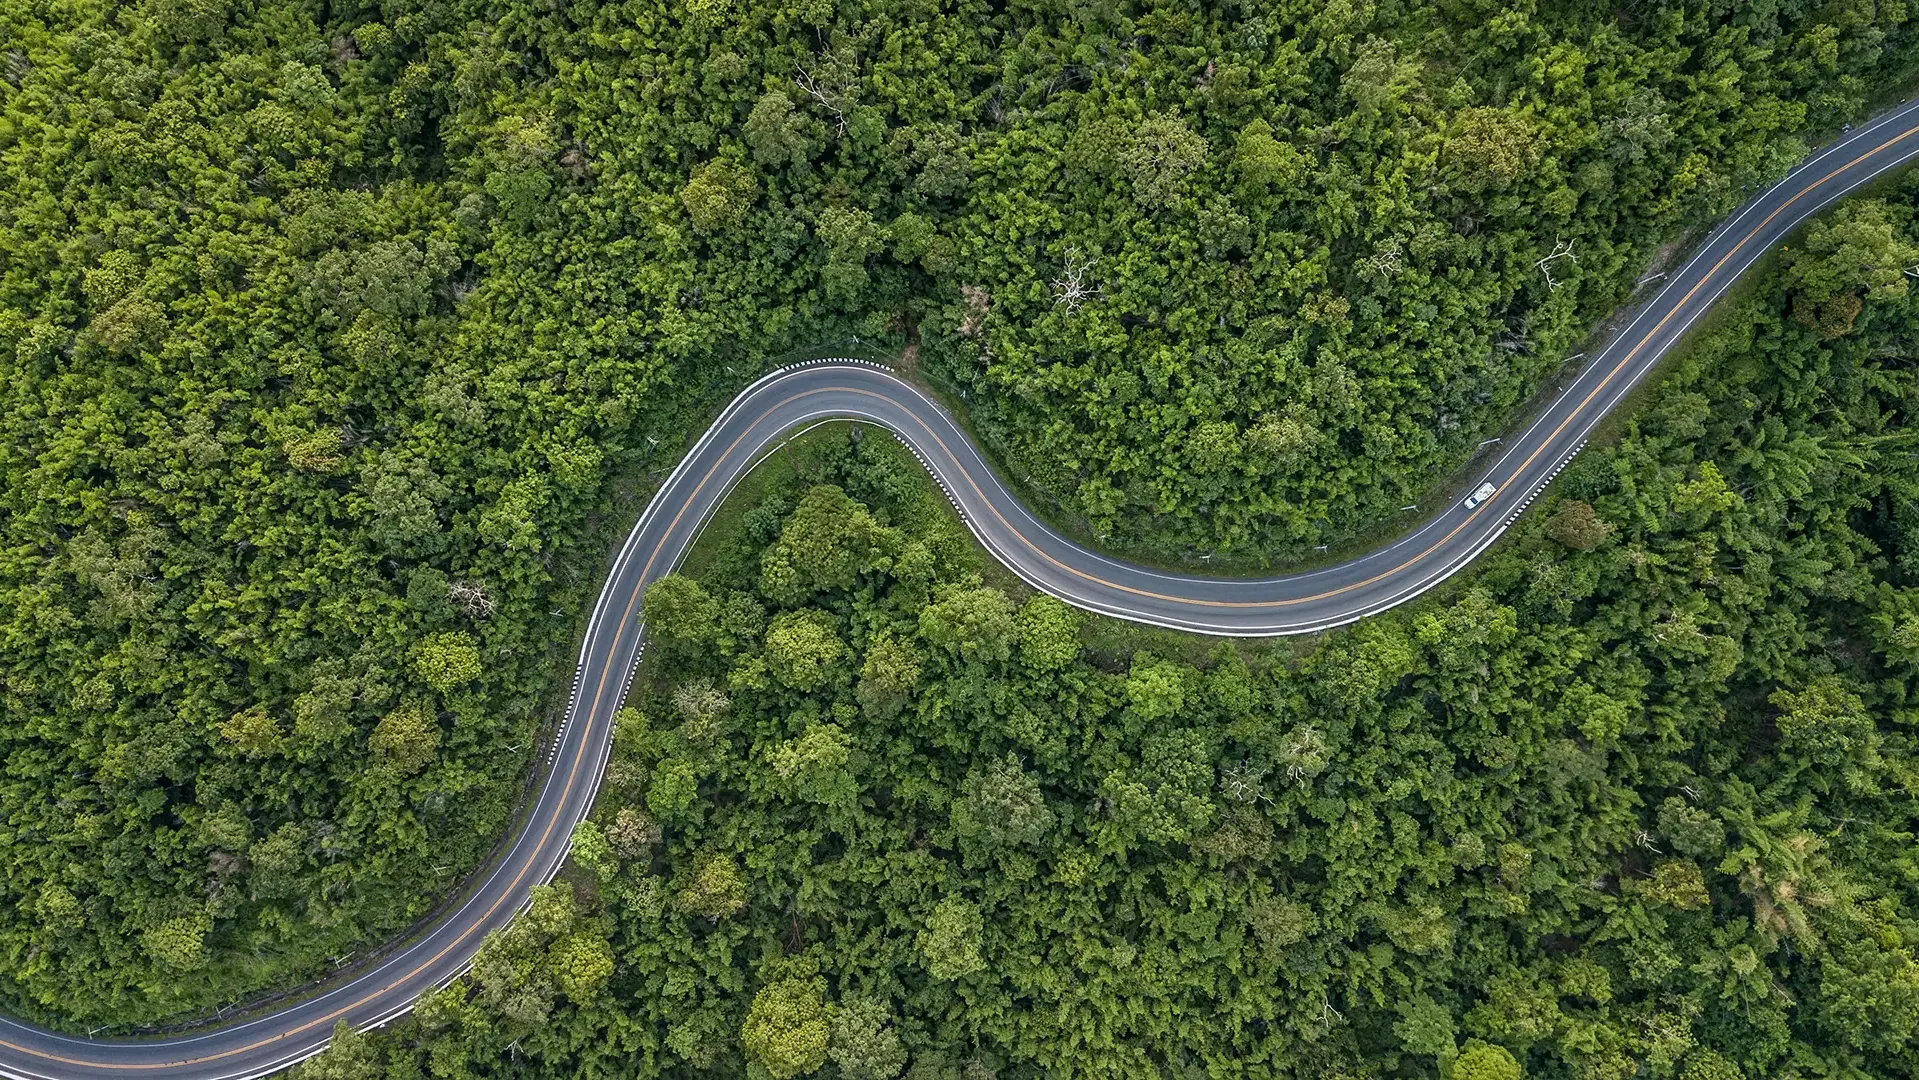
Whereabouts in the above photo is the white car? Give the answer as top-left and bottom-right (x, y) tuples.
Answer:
(1464, 481), (1498, 509)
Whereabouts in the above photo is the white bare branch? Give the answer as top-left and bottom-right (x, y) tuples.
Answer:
(1052, 247), (1103, 315)
(449, 579), (495, 620)
(1536, 237), (1577, 290)
(795, 66), (848, 137)
(1362, 239), (1403, 279)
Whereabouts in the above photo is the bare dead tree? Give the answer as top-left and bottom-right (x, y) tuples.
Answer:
(1536, 237), (1577, 290)
(1362, 239), (1403, 279)
(1052, 247), (1102, 315)
(1218, 762), (1268, 804)
(449, 579), (495, 620)
(795, 66), (849, 137)
(1279, 723), (1326, 787)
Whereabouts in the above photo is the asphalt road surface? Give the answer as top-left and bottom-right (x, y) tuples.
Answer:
(9, 95), (1919, 1080)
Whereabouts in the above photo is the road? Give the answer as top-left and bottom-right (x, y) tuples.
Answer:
(7, 95), (1919, 1080)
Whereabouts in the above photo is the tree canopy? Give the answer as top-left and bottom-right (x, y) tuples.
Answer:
(3, 0), (1918, 1042)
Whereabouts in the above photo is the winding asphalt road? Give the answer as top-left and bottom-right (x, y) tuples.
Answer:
(7, 96), (1919, 1080)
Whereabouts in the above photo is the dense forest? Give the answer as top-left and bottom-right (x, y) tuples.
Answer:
(1, 0), (1917, 1037)
(295, 185), (1919, 1078)
(287, 179), (1919, 1080)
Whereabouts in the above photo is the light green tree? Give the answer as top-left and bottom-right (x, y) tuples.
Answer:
(918, 897), (986, 980)
(369, 700), (439, 773)
(414, 631), (482, 693)
(858, 630), (923, 719)
(675, 852), (748, 919)
(1451, 1041), (1522, 1080)
(142, 913), (211, 971)
(681, 156), (757, 232)
(769, 722), (858, 808)
(1015, 595), (1081, 671)
(831, 997), (908, 1080)
(741, 977), (831, 1078)
(1119, 111), (1208, 210)
(1783, 199), (1919, 336)
(953, 756), (1053, 849)
(765, 610), (848, 691)
(918, 585), (1015, 664)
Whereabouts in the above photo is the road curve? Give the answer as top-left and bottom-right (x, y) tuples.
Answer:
(7, 96), (1919, 1080)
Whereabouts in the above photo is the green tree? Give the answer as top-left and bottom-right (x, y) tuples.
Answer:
(682, 156), (758, 233)
(918, 897), (986, 981)
(817, 206), (885, 304)
(414, 631), (482, 693)
(1098, 729), (1216, 849)
(1119, 111), (1208, 211)
(765, 610), (848, 691)
(645, 574), (721, 649)
(676, 852), (748, 919)
(760, 486), (903, 604)
(831, 997), (908, 1080)
(1393, 994), (1458, 1062)
(1245, 890), (1311, 956)
(1680, 1049), (1745, 1080)
(248, 823), (307, 901)
(918, 586), (1015, 664)
(742, 977), (831, 1079)
(369, 700), (439, 773)
(1125, 658), (1189, 721)
(1658, 797), (1726, 858)
(1233, 118), (1306, 189)
(290, 1022), (380, 1080)
(952, 756), (1054, 849)
(745, 91), (817, 168)
(648, 758), (703, 822)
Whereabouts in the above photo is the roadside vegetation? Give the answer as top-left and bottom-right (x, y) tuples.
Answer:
(1, 0), (1917, 1036)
